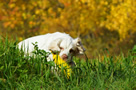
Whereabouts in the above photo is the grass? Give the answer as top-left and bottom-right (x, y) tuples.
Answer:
(0, 37), (136, 89)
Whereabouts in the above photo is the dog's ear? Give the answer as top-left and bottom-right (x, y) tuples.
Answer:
(74, 37), (86, 54)
(48, 38), (62, 52)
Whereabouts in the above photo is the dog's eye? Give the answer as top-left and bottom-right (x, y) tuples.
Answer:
(69, 49), (74, 53)
(77, 41), (81, 46)
(60, 47), (64, 50)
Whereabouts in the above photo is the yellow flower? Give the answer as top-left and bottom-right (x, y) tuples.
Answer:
(51, 51), (72, 79)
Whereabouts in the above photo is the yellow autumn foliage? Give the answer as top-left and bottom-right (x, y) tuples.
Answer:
(0, 0), (135, 39)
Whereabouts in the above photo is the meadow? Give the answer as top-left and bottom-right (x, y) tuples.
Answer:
(0, 38), (136, 90)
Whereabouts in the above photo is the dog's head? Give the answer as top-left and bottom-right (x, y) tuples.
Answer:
(48, 37), (85, 62)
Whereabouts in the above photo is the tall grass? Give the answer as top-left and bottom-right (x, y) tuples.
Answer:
(0, 38), (136, 89)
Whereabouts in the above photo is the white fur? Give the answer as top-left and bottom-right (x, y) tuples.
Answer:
(18, 32), (85, 62)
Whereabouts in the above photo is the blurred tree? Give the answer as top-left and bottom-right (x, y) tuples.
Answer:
(0, 0), (136, 56)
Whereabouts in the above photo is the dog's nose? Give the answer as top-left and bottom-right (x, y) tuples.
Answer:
(62, 54), (68, 61)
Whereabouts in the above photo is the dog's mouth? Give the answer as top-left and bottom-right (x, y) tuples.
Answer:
(51, 50), (75, 67)
(61, 54), (68, 61)
(61, 54), (75, 67)
(61, 54), (73, 62)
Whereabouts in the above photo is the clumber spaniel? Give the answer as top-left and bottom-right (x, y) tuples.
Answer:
(18, 32), (85, 66)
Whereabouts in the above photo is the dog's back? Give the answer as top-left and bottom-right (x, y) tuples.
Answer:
(18, 32), (71, 53)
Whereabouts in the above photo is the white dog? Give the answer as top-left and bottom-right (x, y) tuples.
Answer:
(18, 32), (85, 66)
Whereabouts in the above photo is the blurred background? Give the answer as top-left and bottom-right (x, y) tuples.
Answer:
(0, 0), (136, 58)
